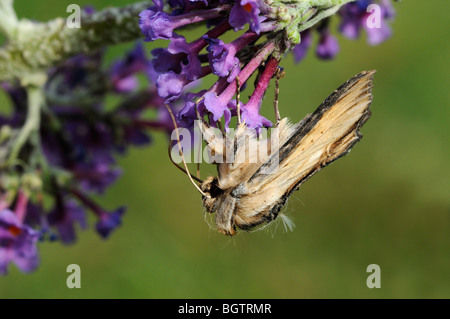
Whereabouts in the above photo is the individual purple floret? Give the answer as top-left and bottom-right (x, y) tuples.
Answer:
(203, 91), (233, 125)
(47, 200), (87, 244)
(229, 0), (265, 34)
(239, 57), (278, 129)
(205, 38), (240, 80)
(71, 189), (125, 240)
(0, 209), (40, 275)
(95, 207), (126, 239)
(110, 42), (150, 93)
(339, 0), (395, 45)
(316, 29), (340, 60)
(292, 30), (312, 63)
(205, 31), (259, 81)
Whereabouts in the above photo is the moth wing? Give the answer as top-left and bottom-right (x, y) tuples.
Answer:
(215, 117), (300, 190)
(234, 70), (375, 215)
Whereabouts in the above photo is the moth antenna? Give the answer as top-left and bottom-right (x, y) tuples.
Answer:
(164, 104), (208, 197)
(274, 67), (284, 125)
(236, 76), (242, 124)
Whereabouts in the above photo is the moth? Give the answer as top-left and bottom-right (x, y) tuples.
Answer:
(170, 70), (375, 236)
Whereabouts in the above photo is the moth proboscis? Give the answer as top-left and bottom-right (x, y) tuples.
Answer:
(170, 70), (375, 236)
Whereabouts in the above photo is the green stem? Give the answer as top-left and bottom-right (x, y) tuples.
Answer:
(8, 85), (43, 164)
(0, 0), (18, 37)
(298, 2), (351, 33)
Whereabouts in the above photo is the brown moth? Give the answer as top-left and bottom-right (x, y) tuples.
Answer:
(197, 70), (375, 236)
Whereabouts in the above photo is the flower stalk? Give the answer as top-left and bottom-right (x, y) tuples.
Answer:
(0, 0), (18, 37)
(7, 85), (44, 165)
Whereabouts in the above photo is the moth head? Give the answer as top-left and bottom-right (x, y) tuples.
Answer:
(200, 176), (223, 213)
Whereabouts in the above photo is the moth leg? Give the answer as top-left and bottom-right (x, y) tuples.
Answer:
(197, 143), (202, 179)
(193, 100), (206, 179)
(273, 68), (284, 125)
(236, 76), (242, 125)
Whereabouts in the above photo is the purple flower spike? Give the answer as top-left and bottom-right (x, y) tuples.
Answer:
(316, 31), (340, 60)
(229, 0), (265, 34)
(292, 30), (312, 63)
(48, 201), (87, 244)
(95, 207), (126, 239)
(0, 209), (39, 275)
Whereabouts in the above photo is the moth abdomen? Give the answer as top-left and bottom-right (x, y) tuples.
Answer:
(269, 194), (290, 217)
(234, 209), (278, 231)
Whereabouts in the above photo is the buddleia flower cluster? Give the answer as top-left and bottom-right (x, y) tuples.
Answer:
(0, 41), (175, 274)
(139, 0), (395, 130)
(0, 0), (395, 275)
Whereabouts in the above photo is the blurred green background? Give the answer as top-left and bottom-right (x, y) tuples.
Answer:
(0, 0), (449, 298)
